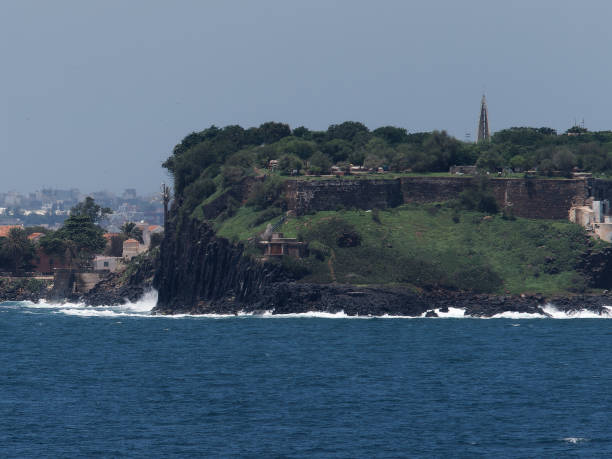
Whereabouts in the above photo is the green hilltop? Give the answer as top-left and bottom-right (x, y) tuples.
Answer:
(164, 121), (612, 296)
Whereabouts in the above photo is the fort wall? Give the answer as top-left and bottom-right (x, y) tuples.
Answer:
(285, 177), (599, 220)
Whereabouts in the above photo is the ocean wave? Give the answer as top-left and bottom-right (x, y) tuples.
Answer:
(4, 295), (612, 319)
(16, 290), (159, 318)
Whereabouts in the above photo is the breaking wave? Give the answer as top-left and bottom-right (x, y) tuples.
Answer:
(3, 295), (612, 319)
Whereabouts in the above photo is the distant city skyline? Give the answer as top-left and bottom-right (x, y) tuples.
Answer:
(3, 0), (612, 192)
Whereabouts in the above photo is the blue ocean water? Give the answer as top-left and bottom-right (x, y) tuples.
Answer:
(1, 298), (612, 458)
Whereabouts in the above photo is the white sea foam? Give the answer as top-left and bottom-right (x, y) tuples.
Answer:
(6, 294), (612, 319)
(563, 437), (589, 444)
(542, 304), (612, 319)
(19, 290), (159, 318)
(490, 310), (546, 319)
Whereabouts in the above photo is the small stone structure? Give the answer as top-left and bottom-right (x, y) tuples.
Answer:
(122, 238), (141, 259)
(570, 199), (612, 242)
(259, 232), (304, 258)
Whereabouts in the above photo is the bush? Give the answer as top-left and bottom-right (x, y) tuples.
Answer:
(299, 217), (362, 248)
(453, 177), (499, 214)
(308, 241), (331, 261)
(246, 177), (285, 210)
(280, 256), (311, 279)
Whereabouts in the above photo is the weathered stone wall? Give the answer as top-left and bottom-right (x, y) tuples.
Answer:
(489, 178), (588, 219)
(285, 179), (402, 215)
(285, 176), (596, 220)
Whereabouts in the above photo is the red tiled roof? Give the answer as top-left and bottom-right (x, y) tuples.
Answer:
(27, 232), (44, 240)
(0, 225), (23, 238)
(124, 238), (139, 244)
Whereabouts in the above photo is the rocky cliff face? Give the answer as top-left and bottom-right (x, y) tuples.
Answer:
(153, 217), (286, 313)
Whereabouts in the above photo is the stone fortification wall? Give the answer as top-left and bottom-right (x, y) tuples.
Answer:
(285, 179), (402, 215)
(285, 176), (595, 220)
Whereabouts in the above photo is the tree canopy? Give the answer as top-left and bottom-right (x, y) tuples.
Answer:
(163, 121), (612, 208)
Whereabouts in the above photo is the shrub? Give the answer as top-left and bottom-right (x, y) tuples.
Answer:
(246, 177), (285, 210)
(280, 256), (311, 279)
(308, 241), (331, 261)
(299, 217), (362, 248)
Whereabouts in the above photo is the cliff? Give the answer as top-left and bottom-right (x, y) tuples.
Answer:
(153, 217), (286, 313)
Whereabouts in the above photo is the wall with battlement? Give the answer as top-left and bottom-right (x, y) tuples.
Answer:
(285, 177), (596, 220)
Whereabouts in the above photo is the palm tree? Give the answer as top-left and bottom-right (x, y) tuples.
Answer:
(120, 222), (144, 243)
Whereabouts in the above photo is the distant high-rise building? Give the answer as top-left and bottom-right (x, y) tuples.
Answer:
(477, 94), (490, 142)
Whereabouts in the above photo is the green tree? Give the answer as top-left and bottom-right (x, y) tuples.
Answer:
(372, 126), (409, 145)
(0, 228), (35, 273)
(70, 196), (112, 223)
(258, 122), (291, 144)
(326, 121), (369, 142)
(278, 154), (303, 175)
(120, 222), (144, 243)
(308, 151), (332, 175)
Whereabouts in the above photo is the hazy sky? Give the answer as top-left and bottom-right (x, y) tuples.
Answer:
(2, 0), (612, 193)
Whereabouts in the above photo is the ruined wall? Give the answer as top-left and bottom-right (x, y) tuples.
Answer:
(286, 176), (595, 220)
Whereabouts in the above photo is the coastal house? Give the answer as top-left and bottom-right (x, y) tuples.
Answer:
(0, 224), (24, 237)
(259, 232), (304, 258)
(93, 255), (122, 272)
(570, 199), (612, 242)
(32, 249), (69, 275)
(122, 238), (141, 259)
(27, 232), (45, 243)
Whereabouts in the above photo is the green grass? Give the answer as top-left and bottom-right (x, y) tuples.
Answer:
(214, 206), (283, 242)
(215, 202), (605, 295)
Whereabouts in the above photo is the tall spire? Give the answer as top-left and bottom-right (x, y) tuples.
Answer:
(477, 94), (490, 142)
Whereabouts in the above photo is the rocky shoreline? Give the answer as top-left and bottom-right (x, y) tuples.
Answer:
(150, 281), (612, 318)
(3, 215), (612, 317)
(2, 274), (612, 318)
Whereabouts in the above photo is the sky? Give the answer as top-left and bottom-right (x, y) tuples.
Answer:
(2, 0), (612, 194)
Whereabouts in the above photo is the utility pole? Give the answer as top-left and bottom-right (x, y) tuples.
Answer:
(161, 183), (170, 231)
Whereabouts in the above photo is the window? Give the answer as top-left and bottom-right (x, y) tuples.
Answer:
(104, 261), (109, 267)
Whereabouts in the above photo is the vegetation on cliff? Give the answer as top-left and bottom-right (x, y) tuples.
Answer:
(160, 122), (612, 297)
(164, 122), (612, 215)
(214, 203), (606, 295)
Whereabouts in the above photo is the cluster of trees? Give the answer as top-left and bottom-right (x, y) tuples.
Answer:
(0, 228), (36, 273)
(0, 197), (163, 274)
(0, 198), (110, 273)
(163, 121), (474, 204)
(164, 122), (612, 212)
(476, 127), (612, 176)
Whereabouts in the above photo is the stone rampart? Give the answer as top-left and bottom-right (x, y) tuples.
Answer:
(285, 176), (597, 220)
(285, 179), (402, 215)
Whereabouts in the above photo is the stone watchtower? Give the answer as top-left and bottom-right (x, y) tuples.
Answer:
(477, 94), (490, 142)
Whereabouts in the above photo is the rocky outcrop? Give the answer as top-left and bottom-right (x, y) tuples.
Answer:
(82, 250), (159, 306)
(577, 247), (612, 289)
(0, 278), (52, 303)
(153, 217), (286, 312)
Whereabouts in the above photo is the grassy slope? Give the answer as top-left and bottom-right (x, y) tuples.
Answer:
(214, 203), (605, 295)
